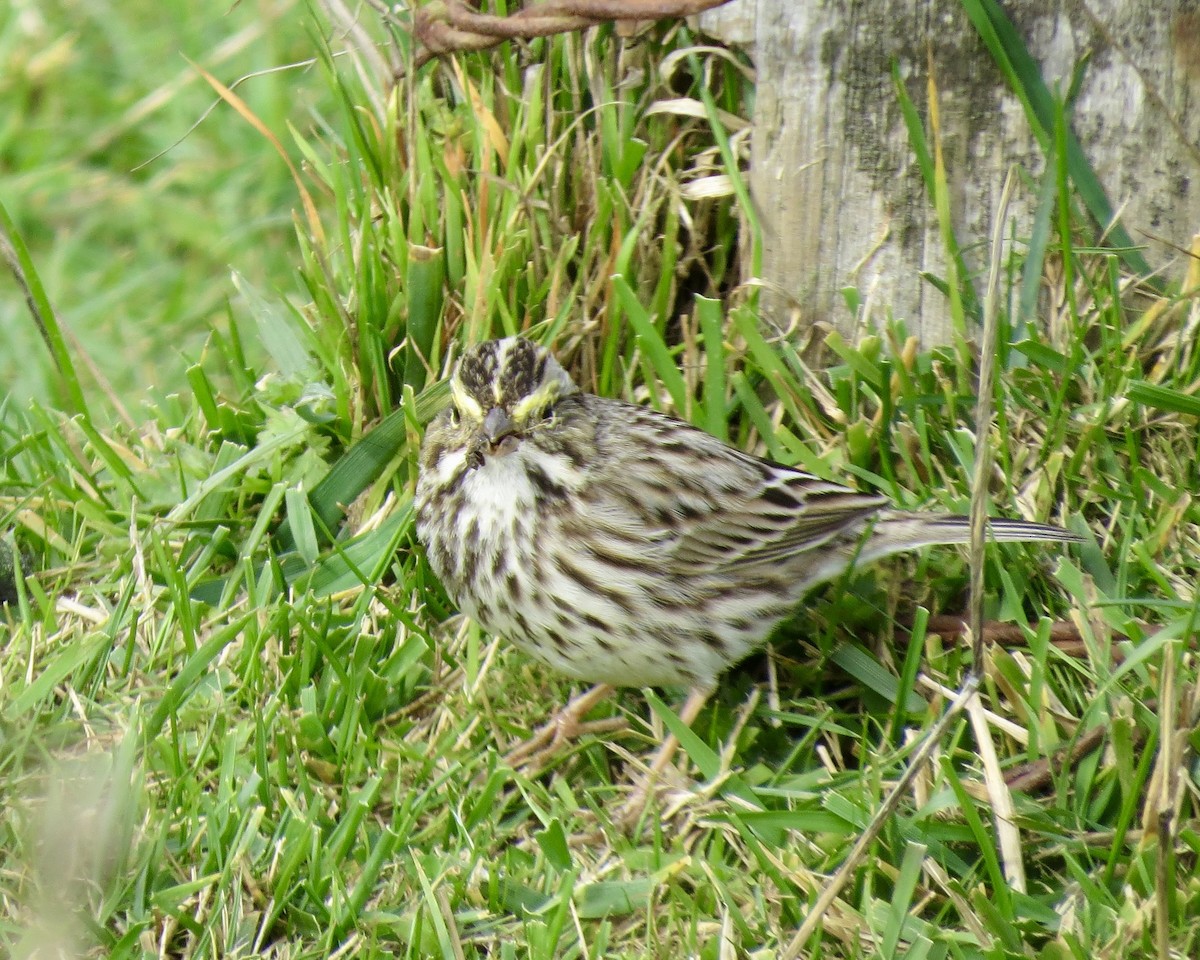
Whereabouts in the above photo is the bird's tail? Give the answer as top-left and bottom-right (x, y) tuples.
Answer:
(858, 511), (1083, 567)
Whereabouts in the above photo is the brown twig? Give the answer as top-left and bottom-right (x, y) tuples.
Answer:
(1003, 723), (1111, 793)
(407, 0), (733, 72)
(917, 614), (1163, 663)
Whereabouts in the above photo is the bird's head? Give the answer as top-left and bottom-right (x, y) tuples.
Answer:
(441, 337), (579, 458)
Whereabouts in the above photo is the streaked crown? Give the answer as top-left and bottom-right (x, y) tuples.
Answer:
(450, 338), (578, 425)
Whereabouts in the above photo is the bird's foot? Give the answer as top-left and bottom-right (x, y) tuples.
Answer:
(616, 685), (713, 832)
(504, 683), (623, 773)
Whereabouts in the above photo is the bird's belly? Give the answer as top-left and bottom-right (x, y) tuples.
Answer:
(463, 558), (788, 688)
(475, 600), (734, 688)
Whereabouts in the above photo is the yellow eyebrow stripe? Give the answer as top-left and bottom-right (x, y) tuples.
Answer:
(512, 381), (561, 419)
(451, 380), (484, 419)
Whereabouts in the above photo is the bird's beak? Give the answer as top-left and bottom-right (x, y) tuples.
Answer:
(482, 406), (516, 445)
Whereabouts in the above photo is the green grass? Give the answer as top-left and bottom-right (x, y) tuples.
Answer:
(4, 4), (1200, 958)
(0, 0), (327, 409)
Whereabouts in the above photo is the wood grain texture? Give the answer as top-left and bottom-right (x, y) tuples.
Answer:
(699, 0), (1200, 344)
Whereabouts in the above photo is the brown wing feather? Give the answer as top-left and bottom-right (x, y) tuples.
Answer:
(582, 397), (886, 576)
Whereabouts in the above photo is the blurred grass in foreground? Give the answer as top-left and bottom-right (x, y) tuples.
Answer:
(0, 0), (327, 408)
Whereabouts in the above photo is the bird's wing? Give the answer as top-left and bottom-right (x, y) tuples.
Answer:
(663, 467), (887, 573)
(585, 399), (886, 576)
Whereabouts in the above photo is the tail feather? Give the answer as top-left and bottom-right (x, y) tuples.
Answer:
(858, 512), (1083, 567)
(919, 514), (1083, 544)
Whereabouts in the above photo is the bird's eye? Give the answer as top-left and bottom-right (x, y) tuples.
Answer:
(541, 402), (556, 421)
(448, 407), (461, 427)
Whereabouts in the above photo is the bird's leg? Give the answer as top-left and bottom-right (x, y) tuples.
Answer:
(504, 682), (623, 770)
(619, 685), (712, 829)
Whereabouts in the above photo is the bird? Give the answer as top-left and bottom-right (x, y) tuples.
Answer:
(414, 337), (1082, 804)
